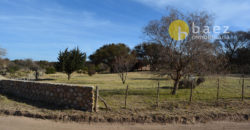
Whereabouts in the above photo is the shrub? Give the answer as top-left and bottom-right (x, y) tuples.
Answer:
(45, 67), (56, 74)
(96, 63), (109, 73)
(87, 64), (96, 76)
(179, 77), (205, 89)
(197, 77), (205, 85)
(179, 79), (193, 89)
(7, 62), (20, 77)
(76, 67), (88, 74)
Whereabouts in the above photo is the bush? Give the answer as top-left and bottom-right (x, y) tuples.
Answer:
(197, 77), (205, 85)
(96, 63), (109, 73)
(179, 77), (205, 89)
(87, 64), (96, 76)
(76, 67), (88, 74)
(179, 79), (193, 89)
(45, 67), (56, 74)
(7, 62), (20, 76)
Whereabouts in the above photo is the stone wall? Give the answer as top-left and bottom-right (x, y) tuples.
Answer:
(0, 79), (94, 112)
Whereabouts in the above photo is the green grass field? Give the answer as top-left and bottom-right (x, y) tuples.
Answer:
(39, 72), (250, 110)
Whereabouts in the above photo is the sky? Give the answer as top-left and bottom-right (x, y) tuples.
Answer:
(0, 0), (250, 61)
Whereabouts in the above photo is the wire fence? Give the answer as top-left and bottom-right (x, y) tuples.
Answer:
(96, 75), (250, 110)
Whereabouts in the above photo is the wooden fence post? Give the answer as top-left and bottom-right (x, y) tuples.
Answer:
(189, 80), (194, 103)
(217, 78), (220, 101)
(125, 84), (129, 109)
(98, 96), (109, 111)
(94, 86), (99, 112)
(242, 75), (245, 101)
(156, 81), (160, 107)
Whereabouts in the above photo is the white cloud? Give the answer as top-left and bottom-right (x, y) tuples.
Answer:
(133, 0), (250, 30)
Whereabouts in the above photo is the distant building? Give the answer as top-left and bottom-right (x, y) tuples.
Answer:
(137, 64), (150, 71)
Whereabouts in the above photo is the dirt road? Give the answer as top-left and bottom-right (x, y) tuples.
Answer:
(0, 116), (250, 130)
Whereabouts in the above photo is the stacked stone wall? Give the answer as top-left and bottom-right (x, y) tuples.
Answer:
(0, 79), (94, 112)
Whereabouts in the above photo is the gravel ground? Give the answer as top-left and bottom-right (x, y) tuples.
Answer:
(0, 116), (250, 130)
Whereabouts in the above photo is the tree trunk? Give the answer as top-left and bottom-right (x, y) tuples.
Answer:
(171, 79), (180, 95)
(217, 78), (220, 101)
(242, 75), (245, 101)
(125, 85), (129, 109)
(189, 80), (194, 103)
(67, 74), (71, 80)
(35, 71), (39, 80)
(156, 81), (160, 107)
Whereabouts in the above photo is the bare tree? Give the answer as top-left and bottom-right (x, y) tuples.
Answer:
(0, 48), (7, 75)
(0, 47), (6, 57)
(144, 9), (221, 95)
(0, 58), (9, 75)
(30, 63), (41, 80)
(113, 55), (135, 84)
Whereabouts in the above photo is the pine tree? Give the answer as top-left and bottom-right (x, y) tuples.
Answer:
(57, 47), (86, 80)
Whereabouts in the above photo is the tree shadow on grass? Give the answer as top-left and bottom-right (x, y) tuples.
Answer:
(161, 86), (173, 89)
(99, 87), (174, 96)
(130, 78), (168, 81)
(100, 88), (158, 96)
(244, 97), (250, 100)
(14, 78), (55, 81)
(219, 97), (250, 100)
(35, 78), (55, 81)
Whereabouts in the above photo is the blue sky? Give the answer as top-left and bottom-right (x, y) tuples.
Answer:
(0, 0), (250, 61)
